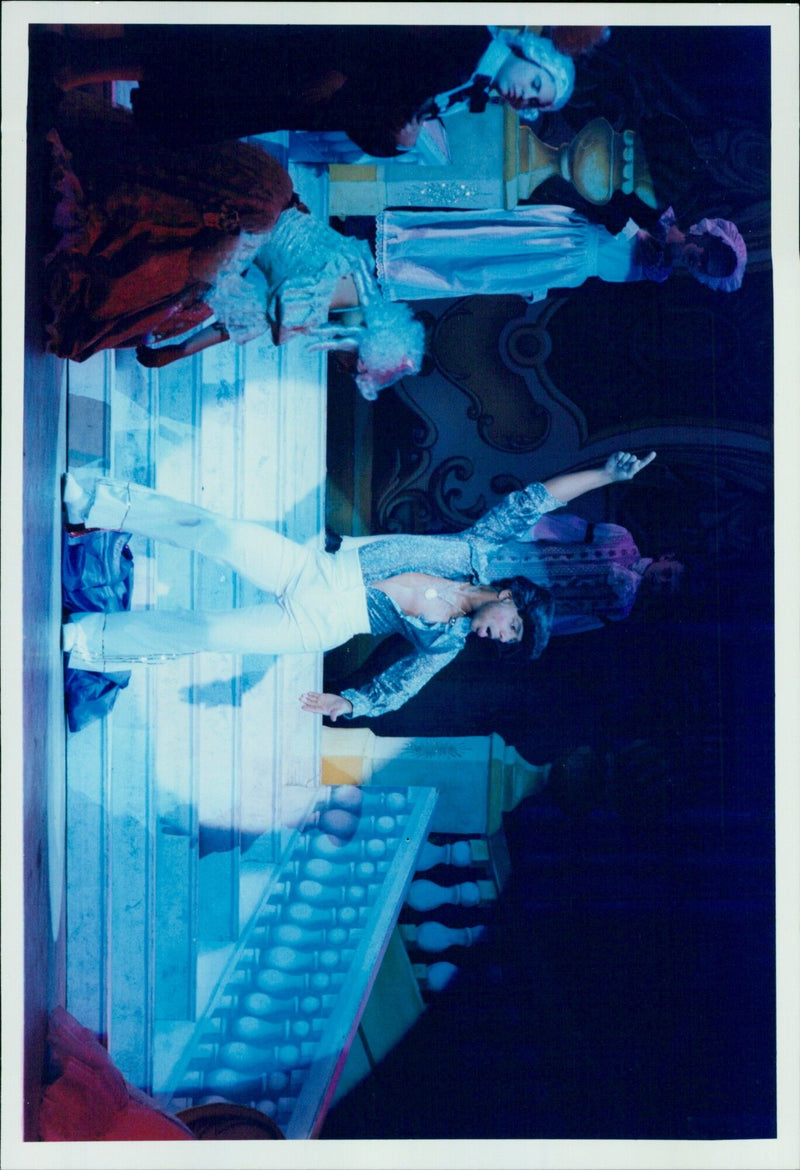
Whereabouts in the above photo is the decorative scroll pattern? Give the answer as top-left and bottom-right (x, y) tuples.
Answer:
(372, 280), (772, 557)
(431, 297), (551, 454)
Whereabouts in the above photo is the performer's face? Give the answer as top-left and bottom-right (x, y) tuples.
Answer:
(492, 51), (557, 111)
(679, 236), (710, 274)
(470, 594), (524, 644)
(643, 556), (685, 595)
(681, 233), (734, 281)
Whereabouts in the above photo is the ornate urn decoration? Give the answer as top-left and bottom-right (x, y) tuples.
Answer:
(517, 116), (657, 208)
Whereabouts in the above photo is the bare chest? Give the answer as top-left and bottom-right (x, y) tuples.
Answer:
(372, 572), (468, 625)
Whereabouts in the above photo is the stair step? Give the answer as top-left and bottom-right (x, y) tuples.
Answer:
(65, 149), (329, 1093)
(155, 831), (197, 1021)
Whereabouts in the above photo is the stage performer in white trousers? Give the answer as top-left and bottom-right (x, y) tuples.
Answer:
(62, 450), (655, 719)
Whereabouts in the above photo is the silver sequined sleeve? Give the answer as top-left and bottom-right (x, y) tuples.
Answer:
(341, 637), (464, 719)
(469, 480), (563, 546)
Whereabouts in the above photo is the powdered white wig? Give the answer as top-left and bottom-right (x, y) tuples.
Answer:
(489, 28), (576, 122)
(687, 216), (748, 292)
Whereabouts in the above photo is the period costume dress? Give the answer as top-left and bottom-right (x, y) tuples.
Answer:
(375, 205), (677, 304)
(44, 98), (295, 362)
(376, 202), (746, 302)
(45, 98), (424, 393)
(487, 513), (653, 635)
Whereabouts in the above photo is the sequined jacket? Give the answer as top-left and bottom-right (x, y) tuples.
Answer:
(340, 480), (562, 718)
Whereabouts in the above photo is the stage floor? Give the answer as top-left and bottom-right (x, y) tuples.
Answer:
(18, 109), (331, 1132)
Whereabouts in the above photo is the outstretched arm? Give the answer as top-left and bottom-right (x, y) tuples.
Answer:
(543, 451), (656, 504)
(300, 692), (353, 721)
(300, 642), (462, 721)
(467, 453), (656, 547)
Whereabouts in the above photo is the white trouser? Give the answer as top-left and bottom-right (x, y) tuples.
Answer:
(63, 479), (371, 670)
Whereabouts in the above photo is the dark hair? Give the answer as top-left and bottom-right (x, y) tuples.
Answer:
(490, 576), (554, 660)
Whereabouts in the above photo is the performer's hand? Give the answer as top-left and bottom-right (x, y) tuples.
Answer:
(604, 450), (657, 482)
(394, 116), (424, 150)
(300, 692), (353, 721)
(545, 451), (656, 505)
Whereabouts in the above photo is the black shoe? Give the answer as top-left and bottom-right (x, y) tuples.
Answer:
(325, 525), (343, 553)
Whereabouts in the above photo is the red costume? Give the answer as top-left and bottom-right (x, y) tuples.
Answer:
(40, 1007), (194, 1140)
(45, 97), (295, 362)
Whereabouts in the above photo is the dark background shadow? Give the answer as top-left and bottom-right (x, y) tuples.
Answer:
(322, 23), (775, 1140)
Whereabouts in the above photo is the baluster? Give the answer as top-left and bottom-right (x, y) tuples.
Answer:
(293, 877), (368, 907)
(219, 1039), (317, 1072)
(270, 876), (368, 908)
(263, 924), (363, 958)
(303, 813), (398, 850)
(302, 856), (379, 886)
(416, 839), (473, 871)
(230, 1017), (292, 1045)
(231, 1014), (325, 1045)
(406, 879), (491, 912)
(412, 961), (460, 993)
(308, 833), (388, 862)
(258, 922), (345, 951)
(239, 992), (321, 1020)
(261, 944), (354, 975)
(400, 921), (486, 953)
(260, 899), (367, 929)
(255, 967), (343, 997)
(287, 900), (366, 927)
